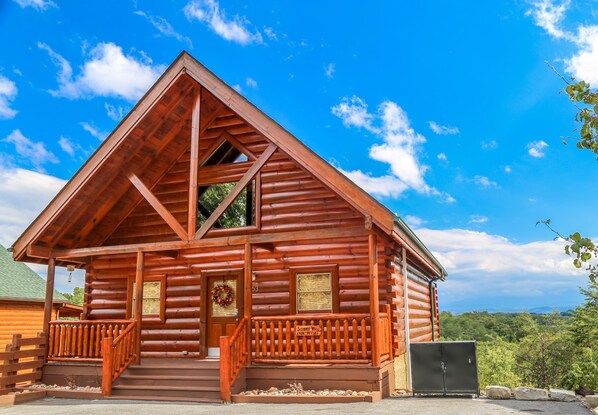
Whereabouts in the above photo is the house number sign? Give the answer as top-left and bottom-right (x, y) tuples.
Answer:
(295, 325), (322, 336)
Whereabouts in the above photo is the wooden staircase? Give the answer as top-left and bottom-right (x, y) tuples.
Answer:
(107, 359), (221, 403)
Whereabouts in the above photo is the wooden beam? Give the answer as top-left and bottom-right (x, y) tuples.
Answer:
(188, 86), (201, 238)
(128, 173), (188, 241)
(197, 135), (225, 167)
(244, 242), (252, 365)
(221, 131), (256, 161)
(134, 251), (144, 365)
(42, 256), (55, 360)
(195, 144), (277, 239)
(49, 225), (367, 259)
(369, 232), (380, 367)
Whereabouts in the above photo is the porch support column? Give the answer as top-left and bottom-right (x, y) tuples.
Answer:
(42, 255), (56, 358)
(244, 242), (252, 365)
(188, 86), (200, 238)
(402, 246), (412, 389)
(368, 232), (381, 367)
(134, 251), (145, 365)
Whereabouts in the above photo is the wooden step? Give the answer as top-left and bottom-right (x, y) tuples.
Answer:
(107, 395), (221, 403)
(115, 374), (219, 387)
(111, 384), (221, 401)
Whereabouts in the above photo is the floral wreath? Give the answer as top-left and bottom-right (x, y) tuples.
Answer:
(211, 283), (234, 307)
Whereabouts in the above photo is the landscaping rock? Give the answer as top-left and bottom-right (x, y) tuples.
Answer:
(577, 386), (595, 396)
(485, 386), (511, 400)
(549, 388), (577, 402)
(586, 395), (598, 409)
(514, 387), (549, 401)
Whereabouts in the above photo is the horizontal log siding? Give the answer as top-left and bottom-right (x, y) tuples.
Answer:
(86, 113), (400, 358)
(407, 275), (439, 342)
(0, 302), (56, 350)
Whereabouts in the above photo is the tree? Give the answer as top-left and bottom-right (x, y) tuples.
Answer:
(62, 286), (84, 306)
(477, 337), (521, 389)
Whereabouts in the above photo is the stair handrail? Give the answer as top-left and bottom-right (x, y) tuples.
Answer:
(101, 320), (137, 396)
(219, 317), (249, 402)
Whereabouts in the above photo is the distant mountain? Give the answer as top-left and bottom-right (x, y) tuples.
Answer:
(528, 306), (575, 314)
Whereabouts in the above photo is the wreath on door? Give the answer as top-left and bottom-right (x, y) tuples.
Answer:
(211, 283), (234, 307)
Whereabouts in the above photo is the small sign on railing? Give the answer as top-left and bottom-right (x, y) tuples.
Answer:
(295, 325), (322, 336)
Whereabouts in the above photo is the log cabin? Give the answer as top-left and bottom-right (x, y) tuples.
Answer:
(0, 244), (81, 351)
(9, 51), (446, 403)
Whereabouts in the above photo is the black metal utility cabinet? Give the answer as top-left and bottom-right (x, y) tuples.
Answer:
(410, 341), (479, 396)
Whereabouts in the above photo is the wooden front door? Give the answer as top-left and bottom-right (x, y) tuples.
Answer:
(203, 271), (243, 358)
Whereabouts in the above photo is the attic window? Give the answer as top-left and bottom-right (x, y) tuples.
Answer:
(203, 140), (247, 166)
(197, 180), (256, 229)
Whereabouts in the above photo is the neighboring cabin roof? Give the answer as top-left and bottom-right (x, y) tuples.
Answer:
(0, 244), (66, 302)
(12, 51), (446, 279)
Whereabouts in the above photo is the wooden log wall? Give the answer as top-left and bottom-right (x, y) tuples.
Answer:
(82, 89), (436, 359)
(0, 302), (56, 351)
(407, 272), (439, 343)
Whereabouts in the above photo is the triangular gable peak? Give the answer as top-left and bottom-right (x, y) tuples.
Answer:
(13, 52), (441, 276)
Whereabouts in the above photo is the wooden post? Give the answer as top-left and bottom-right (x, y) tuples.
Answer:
(402, 246), (412, 389)
(101, 337), (113, 396)
(244, 242), (252, 365)
(368, 232), (380, 367)
(188, 86), (201, 238)
(219, 336), (231, 402)
(134, 251), (144, 365)
(42, 256), (56, 360)
(385, 304), (393, 360)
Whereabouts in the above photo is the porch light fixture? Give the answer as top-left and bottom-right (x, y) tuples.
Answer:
(66, 264), (76, 282)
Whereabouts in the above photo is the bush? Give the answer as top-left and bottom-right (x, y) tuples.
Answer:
(477, 338), (521, 389)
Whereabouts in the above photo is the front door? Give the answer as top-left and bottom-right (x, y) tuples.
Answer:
(204, 272), (243, 358)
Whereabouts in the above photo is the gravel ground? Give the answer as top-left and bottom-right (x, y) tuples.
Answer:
(0, 397), (593, 415)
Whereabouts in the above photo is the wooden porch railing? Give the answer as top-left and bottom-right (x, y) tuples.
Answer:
(47, 320), (132, 361)
(251, 313), (373, 364)
(102, 321), (137, 396)
(0, 333), (46, 395)
(219, 317), (249, 402)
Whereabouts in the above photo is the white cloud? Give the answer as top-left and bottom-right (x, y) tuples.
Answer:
(0, 75), (18, 119)
(437, 153), (448, 161)
(232, 84), (242, 93)
(183, 0), (263, 45)
(58, 136), (74, 157)
(404, 215), (427, 228)
(3, 130), (58, 171)
(481, 139), (498, 150)
(504, 165), (512, 173)
(13, 0), (56, 11)
(104, 103), (126, 121)
(0, 163), (65, 247)
(331, 96), (378, 133)
(38, 42), (165, 101)
(263, 27), (277, 41)
(338, 168), (409, 198)
(80, 122), (108, 141)
(526, 1), (598, 85)
(566, 25), (598, 85)
(468, 214), (489, 224)
(418, 227), (581, 277)
(332, 96), (453, 202)
(135, 10), (193, 49)
(473, 175), (498, 188)
(527, 140), (549, 158)
(324, 63), (335, 79)
(428, 121), (459, 135)
(245, 77), (258, 89)
(526, 0), (574, 41)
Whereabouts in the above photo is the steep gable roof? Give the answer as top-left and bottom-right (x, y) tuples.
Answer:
(12, 52), (445, 278)
(0, 244), (65, 302)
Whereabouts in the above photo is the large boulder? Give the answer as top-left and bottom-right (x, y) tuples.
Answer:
(586, 395), (598, 409)
(485, 386), (511, 400)
(514, 387), (549, 401)
(549, 389), (577, 402)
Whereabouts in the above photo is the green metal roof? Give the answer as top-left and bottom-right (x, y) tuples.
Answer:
(0, 244), (65, 301)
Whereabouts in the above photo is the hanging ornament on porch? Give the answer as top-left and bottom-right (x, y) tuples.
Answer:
(211, 283), (234, 307)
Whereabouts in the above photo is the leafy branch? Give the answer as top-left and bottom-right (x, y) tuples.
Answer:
(537, 219), (597, 283)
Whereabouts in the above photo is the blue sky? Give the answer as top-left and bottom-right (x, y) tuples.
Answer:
(0, 0), (597, 312)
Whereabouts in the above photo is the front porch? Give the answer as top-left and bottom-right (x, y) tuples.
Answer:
(43, 308), (393, 402)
